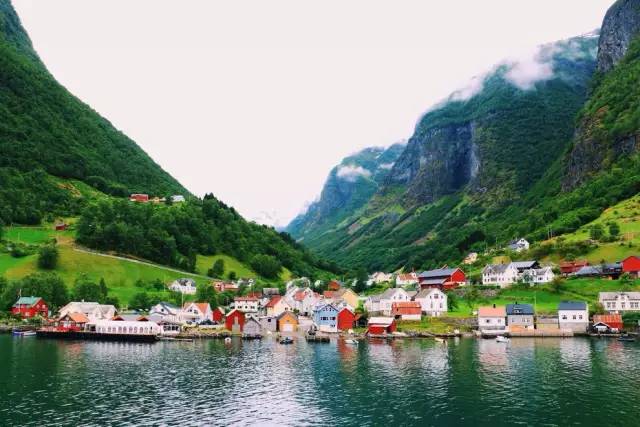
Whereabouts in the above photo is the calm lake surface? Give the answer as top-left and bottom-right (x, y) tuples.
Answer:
(1, 335), (639, 426)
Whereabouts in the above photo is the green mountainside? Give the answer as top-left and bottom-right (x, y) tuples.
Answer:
(0, 1), (187, 224)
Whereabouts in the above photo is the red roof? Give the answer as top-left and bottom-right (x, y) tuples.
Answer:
(246, 292), (262, 299)
(294, 290), (306, 302)
(234, 296), (259, 302)
(265, 296), (282, 308)
(593, 314), (623, 325)
(323, 291), (336, 298)
(391, 301), (421, 316)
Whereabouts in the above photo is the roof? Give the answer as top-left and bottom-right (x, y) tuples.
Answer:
(415, 288), (444, 299)
(418, 268), (459, 279)
(277, 311), (298, 322)
(593, 314), (622, 325)
(368, 317), (395, 326)
(64, 312), (89, 323)
(323, 291), (336, 298)
(397, 273), (417, 281)
(391, 301), (421, 315)
(418, 278), (447, 286)
(334, 288), (356, 298)
(483, 264), (513, 274)
(265, 296), (282, 308)
(510, 261), (538, 269)
(234, 296), (259, 302)
(558, 301), (587, 311)
(575, 265), (602, 276)
(379, 287), (406, 300)
(478, 306), (506, 317)
(13, 296), (42, 307)
(314, 303), (339, 313)
(599, 292), (640, 300)
(183, 302), (210, 314)
(506, 304), (534, 315)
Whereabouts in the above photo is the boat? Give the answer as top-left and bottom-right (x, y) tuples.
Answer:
(618, 335), (636, 342)
(434, 337), (445, 344)
(344, 339), (358, 345)
(495, 336), (510, 343)
(279, 336), (294, 345)
(224, 337), (232, 344)
(12, 330), (36, 337)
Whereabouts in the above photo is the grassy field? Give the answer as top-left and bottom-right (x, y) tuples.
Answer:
(3, 226), (68, 245)
(196, 254), (293, 283)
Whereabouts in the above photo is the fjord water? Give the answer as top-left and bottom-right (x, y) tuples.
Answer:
(1, 336), (639, 426)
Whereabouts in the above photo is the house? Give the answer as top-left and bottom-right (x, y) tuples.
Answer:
(522, 266), (555, 285)
(602, 262), (623, 279)
(327, 280), (343, 291)
(592, 314), (623, 332)
(418, 268), (466, 290)
(169, 278), (197, 295)
(91, 319), (160, 335)
(243, 317), (262, 336)
(414, 288), (447, 317)
(365, 287), (410, 316)
(233, 296), (260, 313)
(265, 296), (292, 317)
(367, 317), (397, 335)
(463, 252), (479, 265)
(171, 195), (185, 203)
(622, 255), (640, 277)
(58, 312), (90, 331)
(391, 301), (422, 321)
(313, 303), (340, 332)
(536, 316), (559, 330)
(225, 309), (245, 333)
(369, 272), (393, 285)
(560, 260), (588, 275)
(129, 193), (149, 203)
(213, 281), (239, 293)
(149, 302), (179, 319)
(574, 265), (603, 278)
(259, 316), (278, 332)
(212, 307), (225, 323)
(395, 272), (418, 287)
(58, 302), (116, 323)
(54, 223), (68, 231)
(300, 292), (322, 317)
(332, 288), (360, 310)
(477, 305), (507, 335)
(599, 292), (640, 313)
(510, 261), (540, 275)
(277, 311), (298, 333)
(506, 304), (534, 331)
(262, 287), (280, 297)
(558, 301), (589, 333)
(181, 302), (212, 324)
(337, 307), (357, 331)
(11, 297), (48, 319)
(482, 263), (519, 288)
(508, 238), (530, 252)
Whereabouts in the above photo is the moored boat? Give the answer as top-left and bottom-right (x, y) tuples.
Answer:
(618, 335), (636, 342)
(12, 330), (36, 337)
(279, 336), (294, 345)
(496, 336), (510, 343)
(344, 339), (358, 345)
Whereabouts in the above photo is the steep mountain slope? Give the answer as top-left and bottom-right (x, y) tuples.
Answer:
(287, 143), (405, 241)
(0, 1), (186, 224)
(293, 33), (601, 271)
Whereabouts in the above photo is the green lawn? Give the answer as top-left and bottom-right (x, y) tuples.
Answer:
(4, 226), (60, 245)
(196, 254), (257, 279)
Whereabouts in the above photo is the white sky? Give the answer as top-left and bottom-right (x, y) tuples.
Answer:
(13, 0), (614, 227)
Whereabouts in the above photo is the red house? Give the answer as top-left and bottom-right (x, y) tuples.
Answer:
(54, 223), (68, 231)
(367, 317), (397, 335)
(593, 314), (623, 331)
(337, 307), (357, 331)
(418, 268), (466, 290)
(327, 280), (342, 291)
(129, 193), (149, 203)
(560, 260), (589, 275)
(622, 256), (640, 277)
(212, 307), (225, 323)
(225, 309), (245, 332)
(11, 297), (48, 318)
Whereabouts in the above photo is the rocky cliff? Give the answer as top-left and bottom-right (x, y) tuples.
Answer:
(597, 0), (640, 73)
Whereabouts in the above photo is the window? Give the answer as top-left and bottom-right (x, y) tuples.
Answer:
(572, 315), (576, 320)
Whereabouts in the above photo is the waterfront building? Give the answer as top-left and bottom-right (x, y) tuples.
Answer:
(212, 307), (225, 323)
(265, 296), (292, 317)
(277, 311), (299, 333)
(92, 319), (160, 336)
(418, 268), (466, 290)
(477, 305), (507, 334)
(58, 302), (116, 323)
(599, 292), (640, 313)
(558, 301), (589, 333)
(225, 309), (245, 333)
(181, 302), (212, 324)
(506, 304), (534, 331)
(11, 296), (48, 318)
(259, 316), (278, 333)
(391, 301), (422, 321)
(243, 317), (262, 336)
(414, 288), (447, 317)
(592, 314), (623, 332)
(337, 307), (357, 331)
(313, 303), (340, 332)
(367, 317), (396, 335)
(536, 316), (559, 330)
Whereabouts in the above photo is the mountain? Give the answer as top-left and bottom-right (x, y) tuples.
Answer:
(0, 0), (187, 224)
(287, 143), (405, 242)
(290, 31), (604, 271)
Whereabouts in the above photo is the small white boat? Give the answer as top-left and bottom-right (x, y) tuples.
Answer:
(434, 337), (445, 344)
(344, 339), (358, 345)
(12, 330), (36, 337)
(496, 336), (510, 343)
(224, 337), (232, 344)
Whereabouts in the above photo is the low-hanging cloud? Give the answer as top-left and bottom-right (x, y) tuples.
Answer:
(378, 162), (395, 170)
(336, 164), (372, 182)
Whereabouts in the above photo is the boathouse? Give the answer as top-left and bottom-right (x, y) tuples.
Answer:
(225, 309), (245, 333)
(12, 296), (48, 319)
(337, 307), (356, 331)
(367, 317), (396, 335)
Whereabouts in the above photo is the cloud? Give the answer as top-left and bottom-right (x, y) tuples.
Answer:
(336, 165), (372, 182)
(503, 53), (554, 90)
(378, 162), (394, 170)
(449, 72), (490, 102)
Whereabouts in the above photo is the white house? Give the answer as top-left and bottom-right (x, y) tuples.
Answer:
(233, 296), (260, 313)
(171, 195), (185, 203)
(508, 238), (530, 252)
(477, 305), (507, 335)
(169, 278), (197, 295)
(180, 302), (212, 324)
(265, 296), (292, 317)
(598, 292), (640, 313)
(482, 264), (519, 287)
(369, 272), (393, 286)
(58, 302), (116, 322)
(463, 252), (479, 265)
(414, 288), (447, 317)
(372, 288), (410, 316)
(522, 266), (555, 284)
(558, 301), (589, 333)
(395, 272), (418, 287)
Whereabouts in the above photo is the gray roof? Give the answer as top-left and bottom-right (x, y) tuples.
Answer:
(483, 264), (512, 274)
(558, 301), (587, 311)
(380, 288), (406, 300)
(418, 268), (459, 279)
(511, 261), (538, 270)
(575, 265), (602, 276)
(419, 278), (447, 286)
(506, 304), (534, 315)
(415, 288), (444, 299)
(599, 292), (640, 300)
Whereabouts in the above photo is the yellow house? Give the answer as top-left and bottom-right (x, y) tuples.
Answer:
(334, 288), (360, 310)
(277, 311), (298, 333)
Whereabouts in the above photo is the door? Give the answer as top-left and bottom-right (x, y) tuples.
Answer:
(282, 323), (294, 333)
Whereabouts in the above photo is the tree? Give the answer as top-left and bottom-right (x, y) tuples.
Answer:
(195, 284), (218, 309)
(463, 287), (480, 310)
(227, 271), (237, 281)
(446, 291), (459, 311)
(37, 244), (59, 270)
(354, 267), (368, 293)
(609, 222), (621, 238)
(0, 273), (68, 311)
(130, 292), (151, 311)
(250, 254), (282, 279)
(590, 224), (605, 241)
(73, 275), (107, 303)
(211, 259), (225, 277)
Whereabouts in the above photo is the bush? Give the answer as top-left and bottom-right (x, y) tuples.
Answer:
(37, 245), (59, 270)
(250, 254), (282, 279)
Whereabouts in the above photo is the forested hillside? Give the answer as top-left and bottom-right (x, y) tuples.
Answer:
(0, 1), (187, 224)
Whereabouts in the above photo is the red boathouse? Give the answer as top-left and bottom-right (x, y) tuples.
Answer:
(337, 308), (356, 331)
(11, 297), (48, 318)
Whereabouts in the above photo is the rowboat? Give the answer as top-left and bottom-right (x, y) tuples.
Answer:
(279, 337), (294, 345)
(12, 330), (36, 337)
(344, 339), (358, 345)
(496, 336), (510, 343)
(618, 335), (636, 342)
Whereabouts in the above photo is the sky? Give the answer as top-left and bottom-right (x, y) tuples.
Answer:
(13, 0), (614, 228)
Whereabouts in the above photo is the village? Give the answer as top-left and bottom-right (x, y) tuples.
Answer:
(8, 238), (640, 343)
